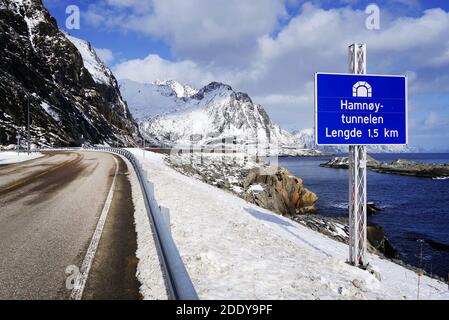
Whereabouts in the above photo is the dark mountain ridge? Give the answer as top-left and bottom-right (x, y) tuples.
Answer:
(0, 0), (138, 147)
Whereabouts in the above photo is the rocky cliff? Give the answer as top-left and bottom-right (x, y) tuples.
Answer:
(242, 167), (318, 215)
(0, 0), (138, 147)
(167, 153), (318, 216)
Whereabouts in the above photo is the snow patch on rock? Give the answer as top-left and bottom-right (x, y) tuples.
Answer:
(41, 101), (60, 121)
(66, 35), (113, 85)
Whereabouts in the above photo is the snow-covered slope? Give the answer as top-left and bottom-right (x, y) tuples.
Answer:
(129, 148), (449, 300)
(153, 80), (198, 98)
(66, 35), (114, 85)
(293, 129), (419, 154)
(0, 151), (44, 165)
(119, 79), (191, 121)
(125, 81), (316, 155)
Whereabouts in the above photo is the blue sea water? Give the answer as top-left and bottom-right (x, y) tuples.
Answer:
(279, 154), (449, 279)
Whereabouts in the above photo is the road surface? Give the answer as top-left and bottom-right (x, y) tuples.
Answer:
(0, 151), (141, 299)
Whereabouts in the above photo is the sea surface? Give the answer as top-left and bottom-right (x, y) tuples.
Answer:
(279, 154), (449, 279)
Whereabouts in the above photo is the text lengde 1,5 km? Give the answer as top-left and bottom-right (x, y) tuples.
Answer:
(326, 127), (399, 141)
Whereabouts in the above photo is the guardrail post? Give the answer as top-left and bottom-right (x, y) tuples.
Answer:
(160, 206), (171, 234)
(147, 179), (155, 201)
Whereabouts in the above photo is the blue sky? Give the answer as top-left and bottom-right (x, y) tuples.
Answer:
(43, 0), (449, 151)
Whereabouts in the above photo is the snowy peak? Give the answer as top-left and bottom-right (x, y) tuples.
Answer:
(153, 79), (198, 98)
(292, 128), (315, 149)
(119, 79), (189, 121)
(195, 82), (232, 96)
(66, 35), (113, 85)
(126, 80), (311, 154)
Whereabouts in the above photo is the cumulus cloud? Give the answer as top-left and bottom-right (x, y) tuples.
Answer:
(86, 1), (449, 149)
(113, 54), (216, 87)
(94, 47), (115, 64)
(85, 0), (287, 66)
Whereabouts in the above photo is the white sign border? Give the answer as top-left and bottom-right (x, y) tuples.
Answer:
(314, 72), (408, 147)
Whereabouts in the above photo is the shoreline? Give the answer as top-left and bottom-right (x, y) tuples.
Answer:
(130, 149), (449, 299)
(146, 148), (448, 283)
(321, 155), (449, 179)
(163, 152), (443, 281)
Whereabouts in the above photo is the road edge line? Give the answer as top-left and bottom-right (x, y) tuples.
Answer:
(70, 156), (119, 300)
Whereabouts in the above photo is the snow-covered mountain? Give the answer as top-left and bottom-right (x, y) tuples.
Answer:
(118, 79), (194, 121)
(153, 80), (198, 98)
(0, 0), (137, 147)
(122, 80), (317, 155)
(66, 34), (115, 86)
(293, 129), (419, 154)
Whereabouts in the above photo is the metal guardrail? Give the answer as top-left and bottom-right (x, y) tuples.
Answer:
(44, 147), (199, 300)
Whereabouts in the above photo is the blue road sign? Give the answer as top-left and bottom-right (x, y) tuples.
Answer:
(315, 73), (407, 146)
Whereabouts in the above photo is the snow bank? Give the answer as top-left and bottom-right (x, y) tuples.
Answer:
(121, 156), (168, 299)
(0, 152), (44, 165)
(128, 148), (449, 300)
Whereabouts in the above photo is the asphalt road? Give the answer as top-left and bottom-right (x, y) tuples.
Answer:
(0, 151), (140, 300)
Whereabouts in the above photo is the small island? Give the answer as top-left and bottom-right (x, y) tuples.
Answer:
(321, 156), (449, 179)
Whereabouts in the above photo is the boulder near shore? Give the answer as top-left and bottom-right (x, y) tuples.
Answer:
(242, 167), (318, 215)
(167, 153), (318, 216)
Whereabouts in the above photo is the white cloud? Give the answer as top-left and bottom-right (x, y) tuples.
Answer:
(94, 47), (115, 64)
(92, 1), (449, 149)
(113, 54), (216, 87)
(86, 0), (287, 66)
(423, 112), (440, 128)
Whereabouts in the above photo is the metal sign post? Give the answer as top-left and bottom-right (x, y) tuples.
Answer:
(16, 132), (21, 155)
(27, 96), (31, 155)
(315, 44), (407, 268)
(348, 44), (367, 267)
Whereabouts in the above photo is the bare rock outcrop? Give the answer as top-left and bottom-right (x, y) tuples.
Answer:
(242, 167), (318, 216)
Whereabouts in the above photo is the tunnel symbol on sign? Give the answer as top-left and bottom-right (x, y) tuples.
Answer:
(353, 81), (372, 98)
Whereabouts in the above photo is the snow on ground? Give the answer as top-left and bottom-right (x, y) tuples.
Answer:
(0, 152), (44, 165)
(128, 148), (449, 300)
(120, 155), (168, 300)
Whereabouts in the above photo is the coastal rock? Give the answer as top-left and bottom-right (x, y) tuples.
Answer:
(367, 203), (382, 216)
(168, 153), (318, 216)
(367, 224), (399, 259)
(293, 215), (399, 259)
(320, 155), (380, 169)
(243, 167), (318, 216)
(321, 156), (449, 179)
(167, 153), (398, 259)
(373, 159), (449, 178)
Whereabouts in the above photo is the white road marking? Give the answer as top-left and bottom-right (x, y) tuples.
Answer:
(70, 156), (119, 300)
